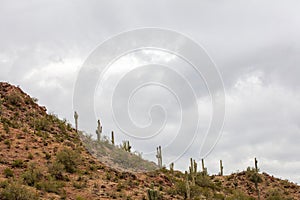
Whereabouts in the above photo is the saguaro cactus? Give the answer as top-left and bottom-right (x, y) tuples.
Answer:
(111, 131), (115, 145)
(156, 146), (162, 168)
(96, 119), (102, 142)
(220, 160), (224, 176)
(255, 157), (258, 173)
(74, 111), (78, 132)
(253, 157), (261, 200)
(122, 141), (131, 152)
(201, 158), (207, 174)
(147, 189), (158, 200)
(170, 162), (174, 173)
(185, 171), (191, 199)
(189, 158), (197, 186)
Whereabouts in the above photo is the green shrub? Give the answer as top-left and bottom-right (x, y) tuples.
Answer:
(174, 180), (186, 196)
(32, 97), (38, 103)
(225, 190), (255, 200)
(56, 148), (80, 173)
(76, 196), (87, 200)
(35, 117), (50, 132)
(28, 153), (33, 160)
(73, 181), (87, 189)
(48, 161), (65, 180)
(4, 139), (11, 148)
(44, 152), (51, 160)
(22, 164), (43, 186)
(12, 159), (24, 168)
(195, 173), (215, 188)
(214, 193), (225, 199)
(5, 93), (22, 107)
(245, 167), (262, 184)
(58, 121), (67, 135)
(190, 185), (204, 198)
(0, 180), (9, 188)
(36, 178), (65, 194)
(266, 189), (292, 200)
(3, 123), (10, 134)
(3, 168), (14, 178)
(0, 182), (39, 200)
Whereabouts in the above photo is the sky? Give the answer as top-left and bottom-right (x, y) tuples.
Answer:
(0, 0), (300, 183)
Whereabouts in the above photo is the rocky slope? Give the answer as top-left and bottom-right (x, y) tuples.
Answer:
(0, 82), (299, 200)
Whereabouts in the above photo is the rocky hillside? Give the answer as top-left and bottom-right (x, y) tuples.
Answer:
(0, 82), (299, 200)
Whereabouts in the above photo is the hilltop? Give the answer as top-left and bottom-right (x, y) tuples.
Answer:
(0, 82), (299, 200)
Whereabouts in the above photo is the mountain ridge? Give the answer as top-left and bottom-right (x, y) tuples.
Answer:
(0, 82), (299, 200)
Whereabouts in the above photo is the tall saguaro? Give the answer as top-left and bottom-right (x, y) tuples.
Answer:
(111, 131), (115, 145)
(74, 111), (79, 133)
(189, 158), (197, 186)
(254, 157), (260, 200)
(220, 160), (224, 176)
(96, 119), (102, 142)
(255, 157), (258, 173)
(156, 146), (162, 168)
(202, 158), (207, 174)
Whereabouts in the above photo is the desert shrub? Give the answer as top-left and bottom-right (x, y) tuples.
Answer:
(57, 119), (68, 135)
(214, 193), (225, 199)
(48, 161), (65, 180)
(32, 97), (38, 103)
(3, 123), (10, 134)
(105, 172), (112, 181)
(174, 180), (186, 196)
(4, 139), (11, 148)
(36, 178), (65, 194)
(245, 167), (262, 183)
(190, 185), (203, 198)
(56, 148), (80, 173)
(44, 152), (51, 160)
(116, 182), (124, 192)
(22, 164), (43, 186)
(5, 93), (22, 107)
(73, 181), (87, 189)
(35, 117), (50, 132)
(246, 166), (258, 174)
(3, 168), (14, 178)
(28, 153), (33, 160)
(0, 182), (39, 200)
(195, 173), (216, 189)
(0, 180), (9, 188)
(24, 97), (32, 105)
(12, 159), (24, 168)
(76, 197), (87, 200)
(66, 123), (73, 131)
(265, 189), (293, 200)
(225, 190), (255, 200)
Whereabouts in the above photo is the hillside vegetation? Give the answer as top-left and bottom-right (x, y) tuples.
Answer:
(0, 82), (299, 200)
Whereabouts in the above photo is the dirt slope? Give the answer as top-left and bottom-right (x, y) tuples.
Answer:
(0, 82), (299, 200)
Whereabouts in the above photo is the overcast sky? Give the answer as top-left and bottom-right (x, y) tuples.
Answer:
(1, 0), (300, 183)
